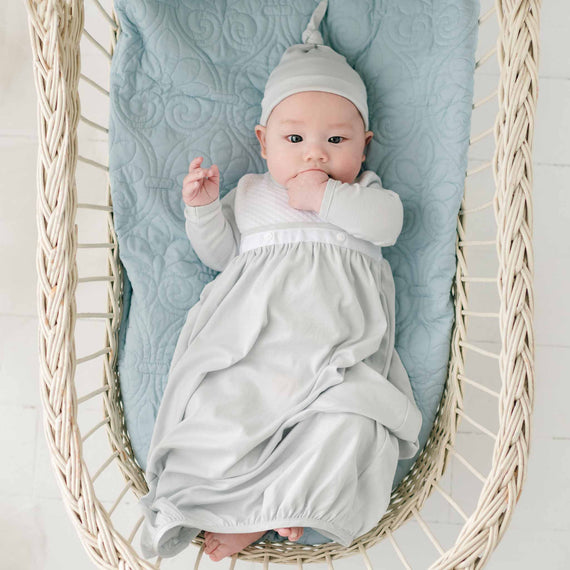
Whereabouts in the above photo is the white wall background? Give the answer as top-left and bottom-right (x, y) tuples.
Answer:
(1, 0), (568, 568)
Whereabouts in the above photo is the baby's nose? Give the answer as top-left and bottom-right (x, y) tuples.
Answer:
(304, 143), (328, 162)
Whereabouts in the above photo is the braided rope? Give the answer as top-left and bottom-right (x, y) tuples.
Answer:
(433, 0), (539, 567)
(26, 0), (540, 567)
(27, 1), (153, 568)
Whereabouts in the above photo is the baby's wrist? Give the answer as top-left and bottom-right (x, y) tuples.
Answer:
(184, 195), (219, 208)
(184, 197), (221, 222)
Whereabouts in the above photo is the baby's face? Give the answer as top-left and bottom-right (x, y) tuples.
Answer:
(255, 91), (373, 187)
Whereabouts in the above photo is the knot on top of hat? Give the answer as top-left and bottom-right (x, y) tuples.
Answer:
(301, 0), (328, 44)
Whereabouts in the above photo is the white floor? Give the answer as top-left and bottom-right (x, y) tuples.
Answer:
(2, 0), (569, 569)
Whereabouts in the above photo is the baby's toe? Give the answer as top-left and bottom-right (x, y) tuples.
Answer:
(208, 542), (226, 562)
(209, 549), (224, 562)
(204, 537), (219, 555)
(289, 528), (304, 541)
(275, 528), (290, 537)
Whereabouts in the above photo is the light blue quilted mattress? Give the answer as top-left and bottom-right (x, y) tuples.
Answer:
(109, 0), (479, 488)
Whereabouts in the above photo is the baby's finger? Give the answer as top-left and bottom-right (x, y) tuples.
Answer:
(207, 164), (220, 181)
(183, 177), (199, 189)
(184, 169), (208, 184)
(183, 175), (203, 190)
(182, 176), (204, 192)
(188, 157), (203, 171)
(194, 167), (217, 181)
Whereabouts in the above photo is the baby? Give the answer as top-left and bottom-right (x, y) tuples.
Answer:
(184, 89), (374, 561)
(140, 0), (421, 563)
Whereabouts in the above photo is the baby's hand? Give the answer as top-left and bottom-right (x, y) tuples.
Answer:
(286, 170), (329, 213)
(182, 157), (220, 207)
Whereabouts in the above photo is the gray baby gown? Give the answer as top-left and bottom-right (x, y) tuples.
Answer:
(139, 170), (422, 558)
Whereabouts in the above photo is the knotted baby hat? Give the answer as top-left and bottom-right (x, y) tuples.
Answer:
(259, 0), (369, 130)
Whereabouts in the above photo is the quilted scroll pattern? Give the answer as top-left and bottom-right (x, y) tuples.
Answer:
(109, 0), (479, 478)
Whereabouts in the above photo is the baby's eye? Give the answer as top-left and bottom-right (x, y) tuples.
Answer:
(328, 136), (344, 144)
(287, 134), (303, 143)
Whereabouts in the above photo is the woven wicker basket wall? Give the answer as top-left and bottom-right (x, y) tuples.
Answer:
(26, 0), (540, 567)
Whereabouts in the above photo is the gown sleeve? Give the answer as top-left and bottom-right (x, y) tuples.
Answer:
(317, 171), (404, 247)
(183, 186), (240, 272)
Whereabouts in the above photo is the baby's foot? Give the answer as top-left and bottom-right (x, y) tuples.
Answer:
(274, 527), (304, 541)
(203, 530), (266, 562)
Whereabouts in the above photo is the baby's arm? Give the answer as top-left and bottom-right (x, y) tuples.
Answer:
(184, 187), (240, 273)
(317, 171), (404, 247)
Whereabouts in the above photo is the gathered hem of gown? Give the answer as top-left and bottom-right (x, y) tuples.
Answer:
(141, 495), (354, 558)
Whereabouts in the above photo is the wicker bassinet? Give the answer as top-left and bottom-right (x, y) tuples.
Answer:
(26, 0), (540, 568)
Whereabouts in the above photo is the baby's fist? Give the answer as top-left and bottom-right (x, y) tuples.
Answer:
(286, 169), (328, 212)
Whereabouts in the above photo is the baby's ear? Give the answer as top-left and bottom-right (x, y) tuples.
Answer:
(254, 125), (267, 159)
(362, 130), (374, 161)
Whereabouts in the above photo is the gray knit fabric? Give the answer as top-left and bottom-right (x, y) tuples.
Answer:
(259, 0), (369, 129)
